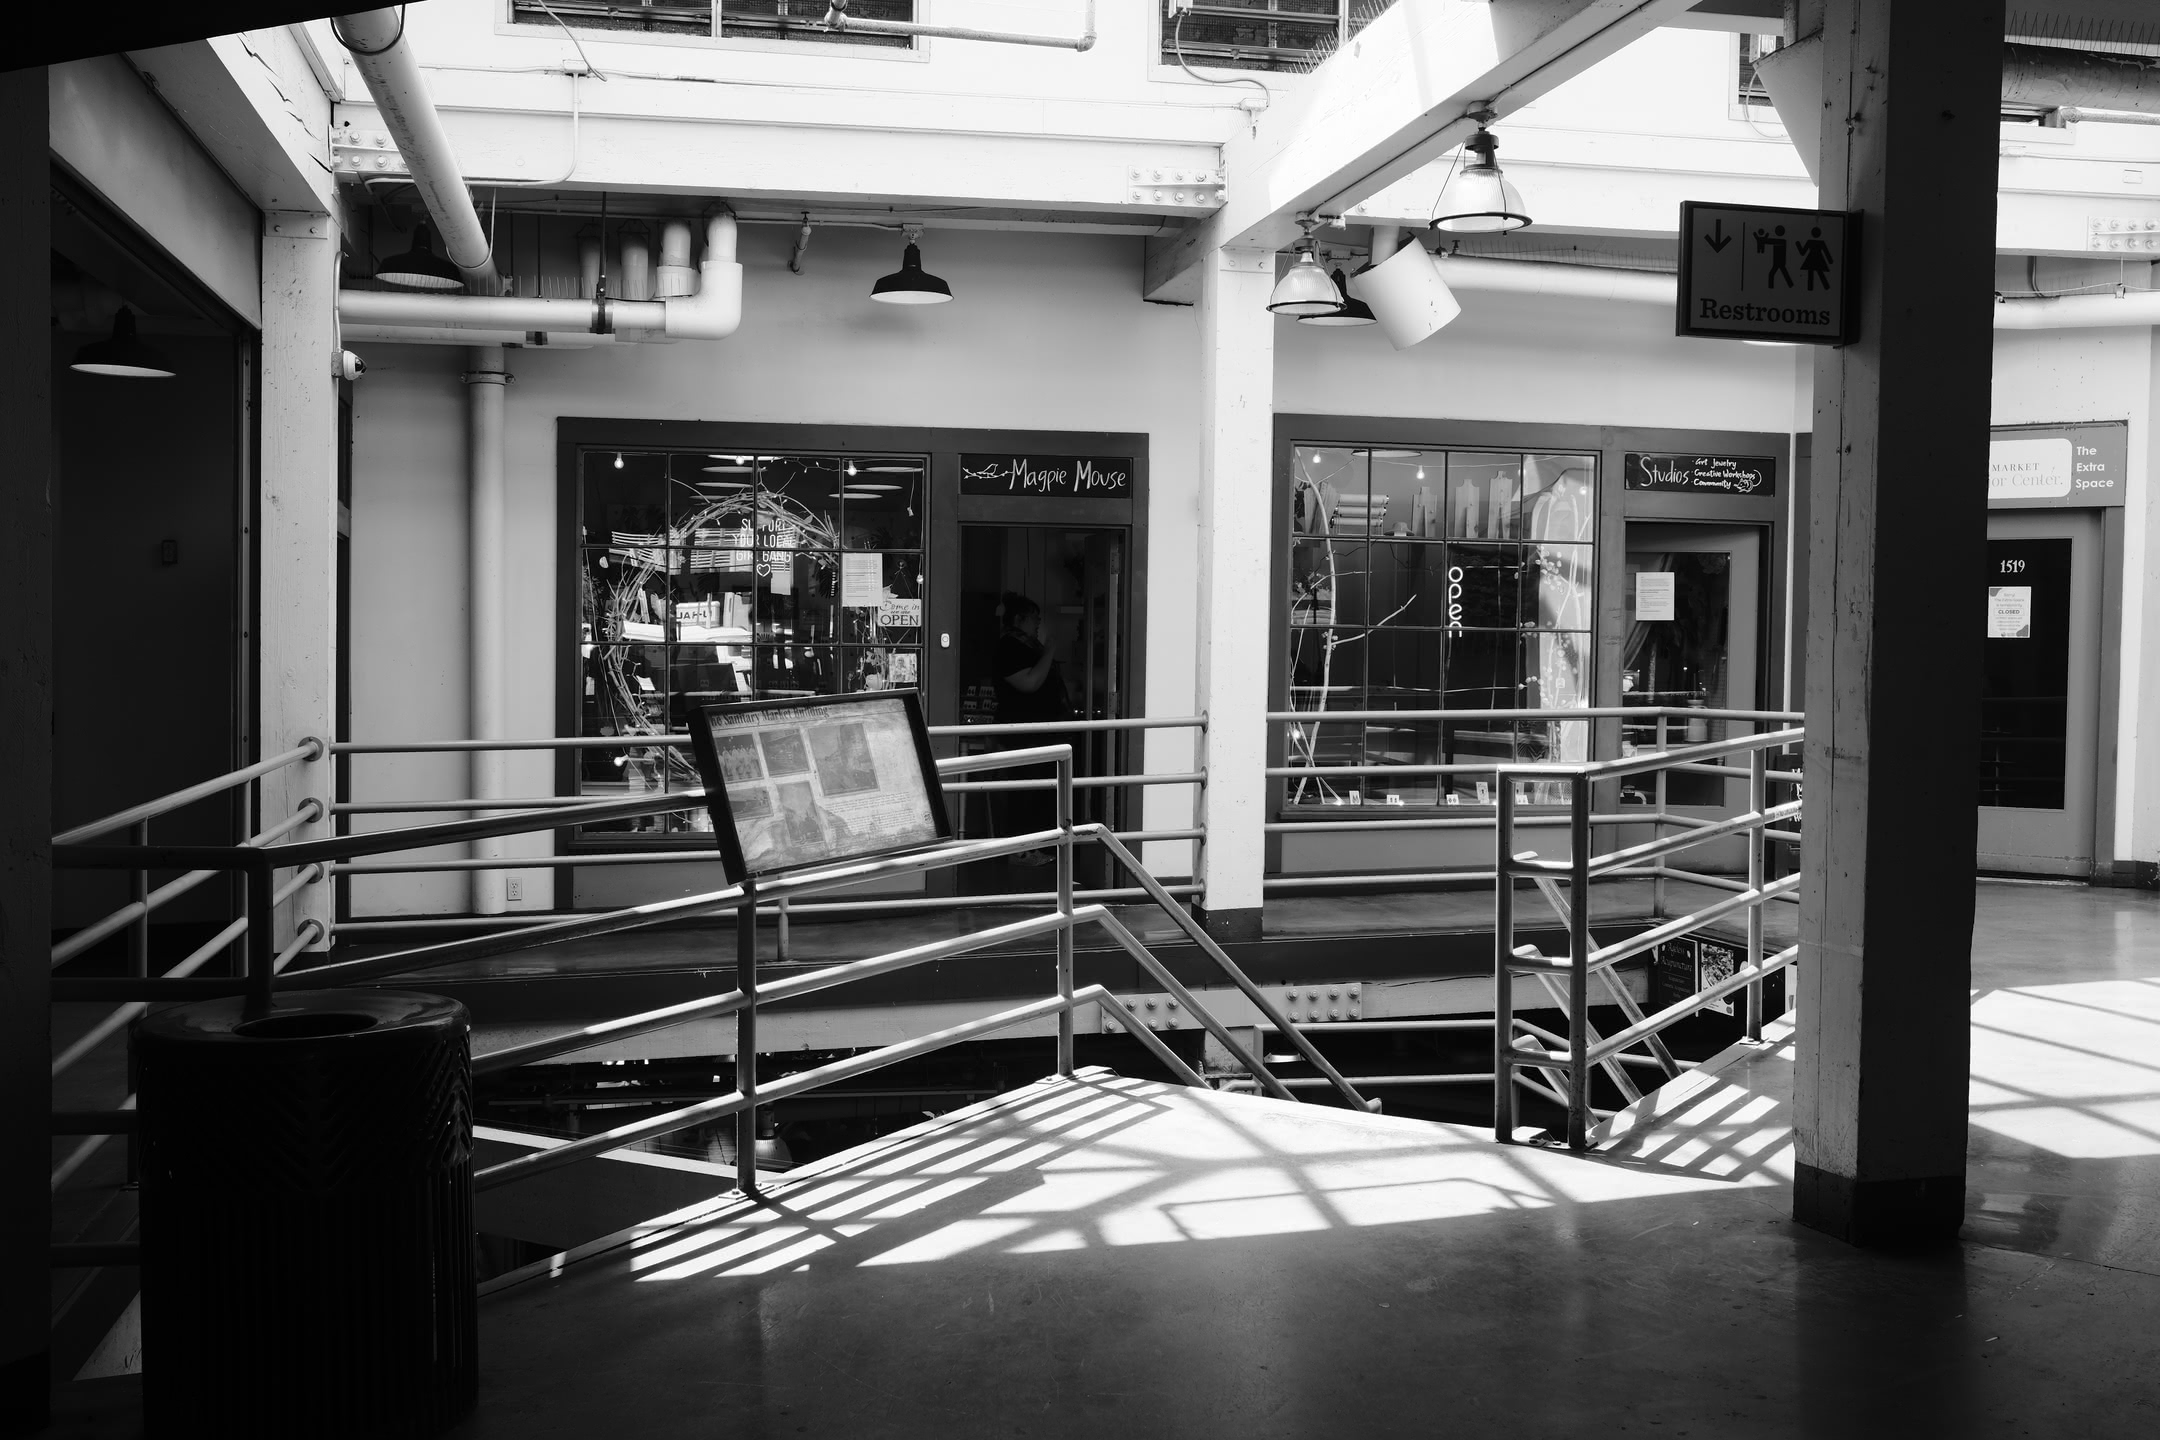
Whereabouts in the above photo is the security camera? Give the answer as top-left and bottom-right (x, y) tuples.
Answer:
(337, 349), (367, 381)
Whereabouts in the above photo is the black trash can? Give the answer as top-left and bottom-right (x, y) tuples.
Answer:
(137, 989), (476, 1438)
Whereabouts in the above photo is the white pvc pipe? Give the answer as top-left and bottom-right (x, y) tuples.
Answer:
(658, 220), (696, 297)
(620, 228), (653, 302)
(1429, 255), (2160, 330)
(337, 213), (741, 342)
(465, 346), (510, 914)
(339, 10), (500, 295)
(578, 231), (604, 300)
(342, 323), (616, 348)
(1990, 289), (2160, 329)
(1435, 254), (1676, 305)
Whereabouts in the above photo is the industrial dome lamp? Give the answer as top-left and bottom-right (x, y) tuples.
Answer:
(70, 307), (176, 378)
(1267, 218), (1342, 317)
(375, 223), (464, 290)
(1431, 126), (1532, 235)
(870, 224), (953, 305)
(1299, 267), (1377, 327)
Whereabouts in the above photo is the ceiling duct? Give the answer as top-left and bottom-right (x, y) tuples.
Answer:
(1757, 36), (2160, 184)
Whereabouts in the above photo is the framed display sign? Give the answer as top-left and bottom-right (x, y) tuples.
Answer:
(688, 690), (952, 883)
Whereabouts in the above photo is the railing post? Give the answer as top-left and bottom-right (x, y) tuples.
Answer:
(129, 820), (150, 978)
(1493, 771), (1517, 1143)
(736, 881), (759, 1195)
(1567, 773), (1592, 1152)
(245, 857), (275, 1015)
(1652, 712), (1668, 920)
(1056, 745), (1075, 1078)
(776, 895), (791, 963)
(1746, 746), (1766, 1043)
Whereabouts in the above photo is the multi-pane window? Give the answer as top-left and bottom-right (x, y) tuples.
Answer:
(575, 449), (926, 839)
(512, 1), (915, 48)
(1162, 1), (1343, 74)
(1283, 447), (1596, 809)
(1737, 34), (1784, 107)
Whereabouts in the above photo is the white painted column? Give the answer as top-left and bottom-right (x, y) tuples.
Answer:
(2116, 328), (2160, 877)
(465, 346), (510, 914)
(258, 211), (340, 948)
(1194, 245), (1277, 941)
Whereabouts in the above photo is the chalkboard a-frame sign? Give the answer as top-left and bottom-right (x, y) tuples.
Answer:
(960, 454), (1132, 499)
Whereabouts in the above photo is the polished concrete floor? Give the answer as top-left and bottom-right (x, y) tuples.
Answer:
(442, 884), (2160, 1439)
(49, 882), (2160, 1436)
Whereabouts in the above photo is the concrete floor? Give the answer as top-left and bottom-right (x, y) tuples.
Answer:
(445, 883), (2160, 1440)
(49, 881), (2160, 1436)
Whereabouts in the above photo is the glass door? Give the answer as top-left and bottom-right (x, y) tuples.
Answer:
(953, 524), (1131, 892)
(1620, 524), (1765, 856)
(1978, 510), (2102, 875)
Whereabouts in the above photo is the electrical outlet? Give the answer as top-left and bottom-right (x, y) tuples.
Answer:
(506, 878), (523, 903)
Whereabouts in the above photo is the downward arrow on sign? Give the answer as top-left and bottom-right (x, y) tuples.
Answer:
(1705, 220), (1732, 253)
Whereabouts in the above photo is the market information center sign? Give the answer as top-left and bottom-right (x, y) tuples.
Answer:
(960, 455), (1132, 499)
(1989, 422), (2127, 508)
(1676, 201), (1858, 346)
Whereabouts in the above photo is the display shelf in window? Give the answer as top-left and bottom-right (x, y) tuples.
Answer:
(1280, 443), (1597, 809)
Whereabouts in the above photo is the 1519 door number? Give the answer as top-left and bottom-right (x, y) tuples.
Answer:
(1999, 559), (2026, 574)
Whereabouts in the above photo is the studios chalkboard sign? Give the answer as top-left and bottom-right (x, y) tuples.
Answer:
(1624, 453), (1777, 496)
(960, 455), (1132, 499)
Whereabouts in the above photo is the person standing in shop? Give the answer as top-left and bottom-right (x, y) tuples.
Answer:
(991, 593), (1075, 865)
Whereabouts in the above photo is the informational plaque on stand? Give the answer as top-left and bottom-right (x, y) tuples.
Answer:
(688, 690), (951, 883)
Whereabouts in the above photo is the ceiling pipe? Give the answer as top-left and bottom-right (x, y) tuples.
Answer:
(1758, 37), (2160, 185)
(337, 10), (500, 295)
(819, 0), (1096, 50)
(338, 213), (743, 342)
(1428, 255), (2160, 329)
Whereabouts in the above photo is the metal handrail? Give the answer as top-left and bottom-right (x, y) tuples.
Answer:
(444, 747), (1365, 1195)
(1493, 731), (1801, 1151)
(53, 739), (324, 845)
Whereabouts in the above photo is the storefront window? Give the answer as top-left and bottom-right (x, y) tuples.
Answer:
(576, 449), (927, 838)
(1284, 446), (1595, 808)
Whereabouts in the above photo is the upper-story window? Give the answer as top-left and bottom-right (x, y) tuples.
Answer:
(1736, 33), (1784, 108)
(1161, 1), (1398, 75)
(512, 1), (915, 49)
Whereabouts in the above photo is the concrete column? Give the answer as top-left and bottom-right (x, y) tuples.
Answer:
(465, 346), (509, 914)
(258, 211), (341, 947)
(1793, 0), (2005, 1245)
(0, 66), (52, 1432)
(1193, 246), (1277, 941)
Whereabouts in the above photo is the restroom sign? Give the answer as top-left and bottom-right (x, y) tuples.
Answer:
(1677, 202), (1858, 346)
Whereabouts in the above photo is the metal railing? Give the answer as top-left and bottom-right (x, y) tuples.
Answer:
(323, 715), (1207, 937)
(1490, 725), (1805, 1151)
(1263, 706), (1802, 893)
(50, 743), (1368, 1251)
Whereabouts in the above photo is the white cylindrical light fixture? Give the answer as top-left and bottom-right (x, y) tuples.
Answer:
(1354, 239), (1462, 350)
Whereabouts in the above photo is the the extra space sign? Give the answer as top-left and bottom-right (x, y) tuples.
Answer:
(1676, 201), (1859, 346)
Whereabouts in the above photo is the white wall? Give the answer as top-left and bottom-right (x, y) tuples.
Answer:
(1277, 284), (1799, 430)
(350, 224), (1203, 914)
(1990, 326), (2159, 867)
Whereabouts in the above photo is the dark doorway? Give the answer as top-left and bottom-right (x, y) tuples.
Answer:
(953, 524), (1129, 892)
(49, 173), (250, 953)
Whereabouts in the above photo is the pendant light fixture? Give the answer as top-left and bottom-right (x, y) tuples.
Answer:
(1431, 125), (1532, 235)
(1299, 267), (1377, 327)
(870, 224), (952, 305)
(1267, 218), (1342, 317)
(70, 307), (175, 378)
(376, 223), (464, 290)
